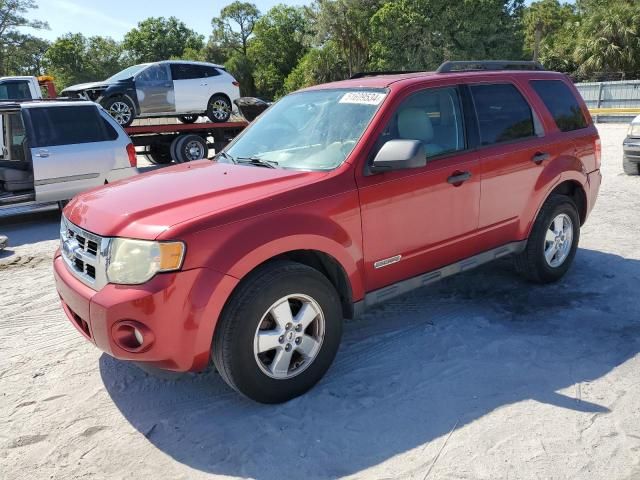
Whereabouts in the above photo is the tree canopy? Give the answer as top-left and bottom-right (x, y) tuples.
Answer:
(4, 0), (640, 94)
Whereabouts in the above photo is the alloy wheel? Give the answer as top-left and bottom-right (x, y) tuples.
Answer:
(253, 294), (325, 380)
(109, 102), (132, 125)
(544, 213), (573, 268)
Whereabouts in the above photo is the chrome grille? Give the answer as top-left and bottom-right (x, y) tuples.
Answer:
(60, 216), (110, 290)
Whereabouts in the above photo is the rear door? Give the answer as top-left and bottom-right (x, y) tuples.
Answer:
(466, 81), (551, 244)
(23, 104), (118, 202)
(171, 63), (207, 113)
(135, 63), (175, 115)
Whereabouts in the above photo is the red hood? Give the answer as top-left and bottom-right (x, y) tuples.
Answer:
(65, 161), (322, 239)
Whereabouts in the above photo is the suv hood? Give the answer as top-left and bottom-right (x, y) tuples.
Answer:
(65, 161), (324, 239)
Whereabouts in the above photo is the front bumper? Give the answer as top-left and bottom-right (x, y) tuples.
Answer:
(53, 253), (238, 371)
(623, 138), (640, 164)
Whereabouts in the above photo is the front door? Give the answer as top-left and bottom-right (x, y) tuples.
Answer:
(357, 86), (481, 292)
(135, 63), (175, 115)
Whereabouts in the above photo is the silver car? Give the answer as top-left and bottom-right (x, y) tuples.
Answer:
(0, 100), (138, 209)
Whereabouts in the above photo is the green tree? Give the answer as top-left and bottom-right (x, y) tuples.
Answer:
(313, 0), (384, 77)
(0, 0), (48, 75)
(123, 17), (204, 63)
(523, 0), (577, 61)
(43, 33), (125, 89)
(284, 40), (347, 92)
(370, 0), (525, 71)
(211, 1), (260, 56)
(249, 5), (309, 98)
(574, 1), (640, 79)
(3, 35), (49, 75)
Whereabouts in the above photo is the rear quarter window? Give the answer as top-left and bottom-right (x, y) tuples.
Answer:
(470, 83), (535, 146)
(26, 105), (111, 147)
(530, 80), (588, 132)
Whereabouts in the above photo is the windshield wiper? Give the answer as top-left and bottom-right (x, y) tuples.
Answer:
(216, 151), (237, 164)
(236, 157), (279, 169)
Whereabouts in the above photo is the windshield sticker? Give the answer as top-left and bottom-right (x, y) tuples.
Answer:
(339, 92), (387, 105)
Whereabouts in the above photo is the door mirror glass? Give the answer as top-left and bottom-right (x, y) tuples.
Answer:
(371, 139), (426, 172)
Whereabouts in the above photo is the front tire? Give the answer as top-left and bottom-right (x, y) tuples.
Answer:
(623, 156), (640, 175)
(514, 194), (580, 283)
(207, 94), (232, 123)
(213, 261), (343, 404)
(103, 97), (135, 127)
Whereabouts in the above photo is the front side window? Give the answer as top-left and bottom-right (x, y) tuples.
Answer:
(471, 83), (535, 146)
(225, 89), (387, 171)
(136, 64), (170, 83)
(530, 80), (588, 132)
(376, 86), (465, 159)
(27, 106), (109, 147)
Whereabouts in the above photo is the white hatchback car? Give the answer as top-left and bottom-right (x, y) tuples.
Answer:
(61, 61), (241, 127)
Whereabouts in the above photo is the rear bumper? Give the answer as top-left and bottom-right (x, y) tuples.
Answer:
(105, 167), (138, 183)
(586, 169), (602, 220)
(53, 253), (238, 372)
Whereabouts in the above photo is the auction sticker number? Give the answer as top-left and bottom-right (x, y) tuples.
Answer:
(339, 92), (387, 105)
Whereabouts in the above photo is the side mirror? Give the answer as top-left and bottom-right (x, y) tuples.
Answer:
(370, 139), (427, 173)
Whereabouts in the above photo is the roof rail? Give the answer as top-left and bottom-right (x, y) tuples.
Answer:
(436, 60), (545, 73)
(350, 70), (424, 79)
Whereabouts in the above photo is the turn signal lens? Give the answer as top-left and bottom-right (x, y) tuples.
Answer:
(159, 242), (185, 270)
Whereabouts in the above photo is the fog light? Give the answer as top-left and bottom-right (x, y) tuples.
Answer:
(112, 321), (154, 353)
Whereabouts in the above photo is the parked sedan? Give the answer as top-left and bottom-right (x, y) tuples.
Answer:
(623, 115), (640, 175)
(61, 61), (240, 127)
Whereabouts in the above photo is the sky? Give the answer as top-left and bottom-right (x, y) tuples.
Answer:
(24, 0), (311, 42)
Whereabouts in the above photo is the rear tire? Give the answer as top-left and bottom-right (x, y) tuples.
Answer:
(206, 94), (232, 123)
(145, 144), (172, 165)
(173, 135), (208, 163)
(178, 115), (199, 124)
(623, 156), (640, 175)
(514, 194), (580, 284)
(213, 260), (343, 404)
(103, 97), (135, 127)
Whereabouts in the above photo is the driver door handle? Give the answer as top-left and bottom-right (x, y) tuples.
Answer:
(532, 152), (550, 164)
(35, 149), (49, 158)
(447, 170), (472, 185)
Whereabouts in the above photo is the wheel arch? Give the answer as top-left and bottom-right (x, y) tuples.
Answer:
(102, 92), (139, 116)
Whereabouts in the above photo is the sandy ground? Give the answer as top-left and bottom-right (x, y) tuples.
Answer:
(1, 124), (639, 480)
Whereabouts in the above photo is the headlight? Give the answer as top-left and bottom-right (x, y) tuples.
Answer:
(106, 238), (185, 285)
(628, 123), (640, 137)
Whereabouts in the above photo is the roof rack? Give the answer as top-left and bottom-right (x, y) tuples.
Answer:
(436, 60), (545, 73)
(350, 70), (424, 79)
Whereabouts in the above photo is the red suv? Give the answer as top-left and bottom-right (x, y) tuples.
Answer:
(54, 61), (601, 403)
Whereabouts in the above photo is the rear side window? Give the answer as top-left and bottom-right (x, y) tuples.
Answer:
(0, 81), (32, 100)
(530, 80), (588, 132)
(470, 83), (535, 146)
(26, 105), (111, 147)
(171, 64), (220, 80)
(102, 117), (119, 140)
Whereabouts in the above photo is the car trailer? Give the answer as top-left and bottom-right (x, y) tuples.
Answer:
(125, 121), (248, 165)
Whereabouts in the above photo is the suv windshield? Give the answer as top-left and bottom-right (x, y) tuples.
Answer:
(107, 64), (149, 82)
(225, 88), (387, 171)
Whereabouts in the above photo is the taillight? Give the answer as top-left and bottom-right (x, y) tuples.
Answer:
(126, 143), (137, 168)
(232, 81), (240, 87)
(594, 138), (601, 169)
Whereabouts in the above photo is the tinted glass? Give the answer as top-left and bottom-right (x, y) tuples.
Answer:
(170, 63), (200, 80)
(471, 84), (535, 145)
(102, 117), (119, 140)
(379, 86), (465, 158)
(0, 81), (32, 100)
(27, 106), (110, 147)
(531, 80), (588, 132)
(137, 64), (169, 83)
(199, 65), (220, 78)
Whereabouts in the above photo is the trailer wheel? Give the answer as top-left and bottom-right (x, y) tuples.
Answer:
(207, 94), (232, 123)
(178, 115), (199, 124)
(145, 144), (173, 165)
(174, 135), (208, 163)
